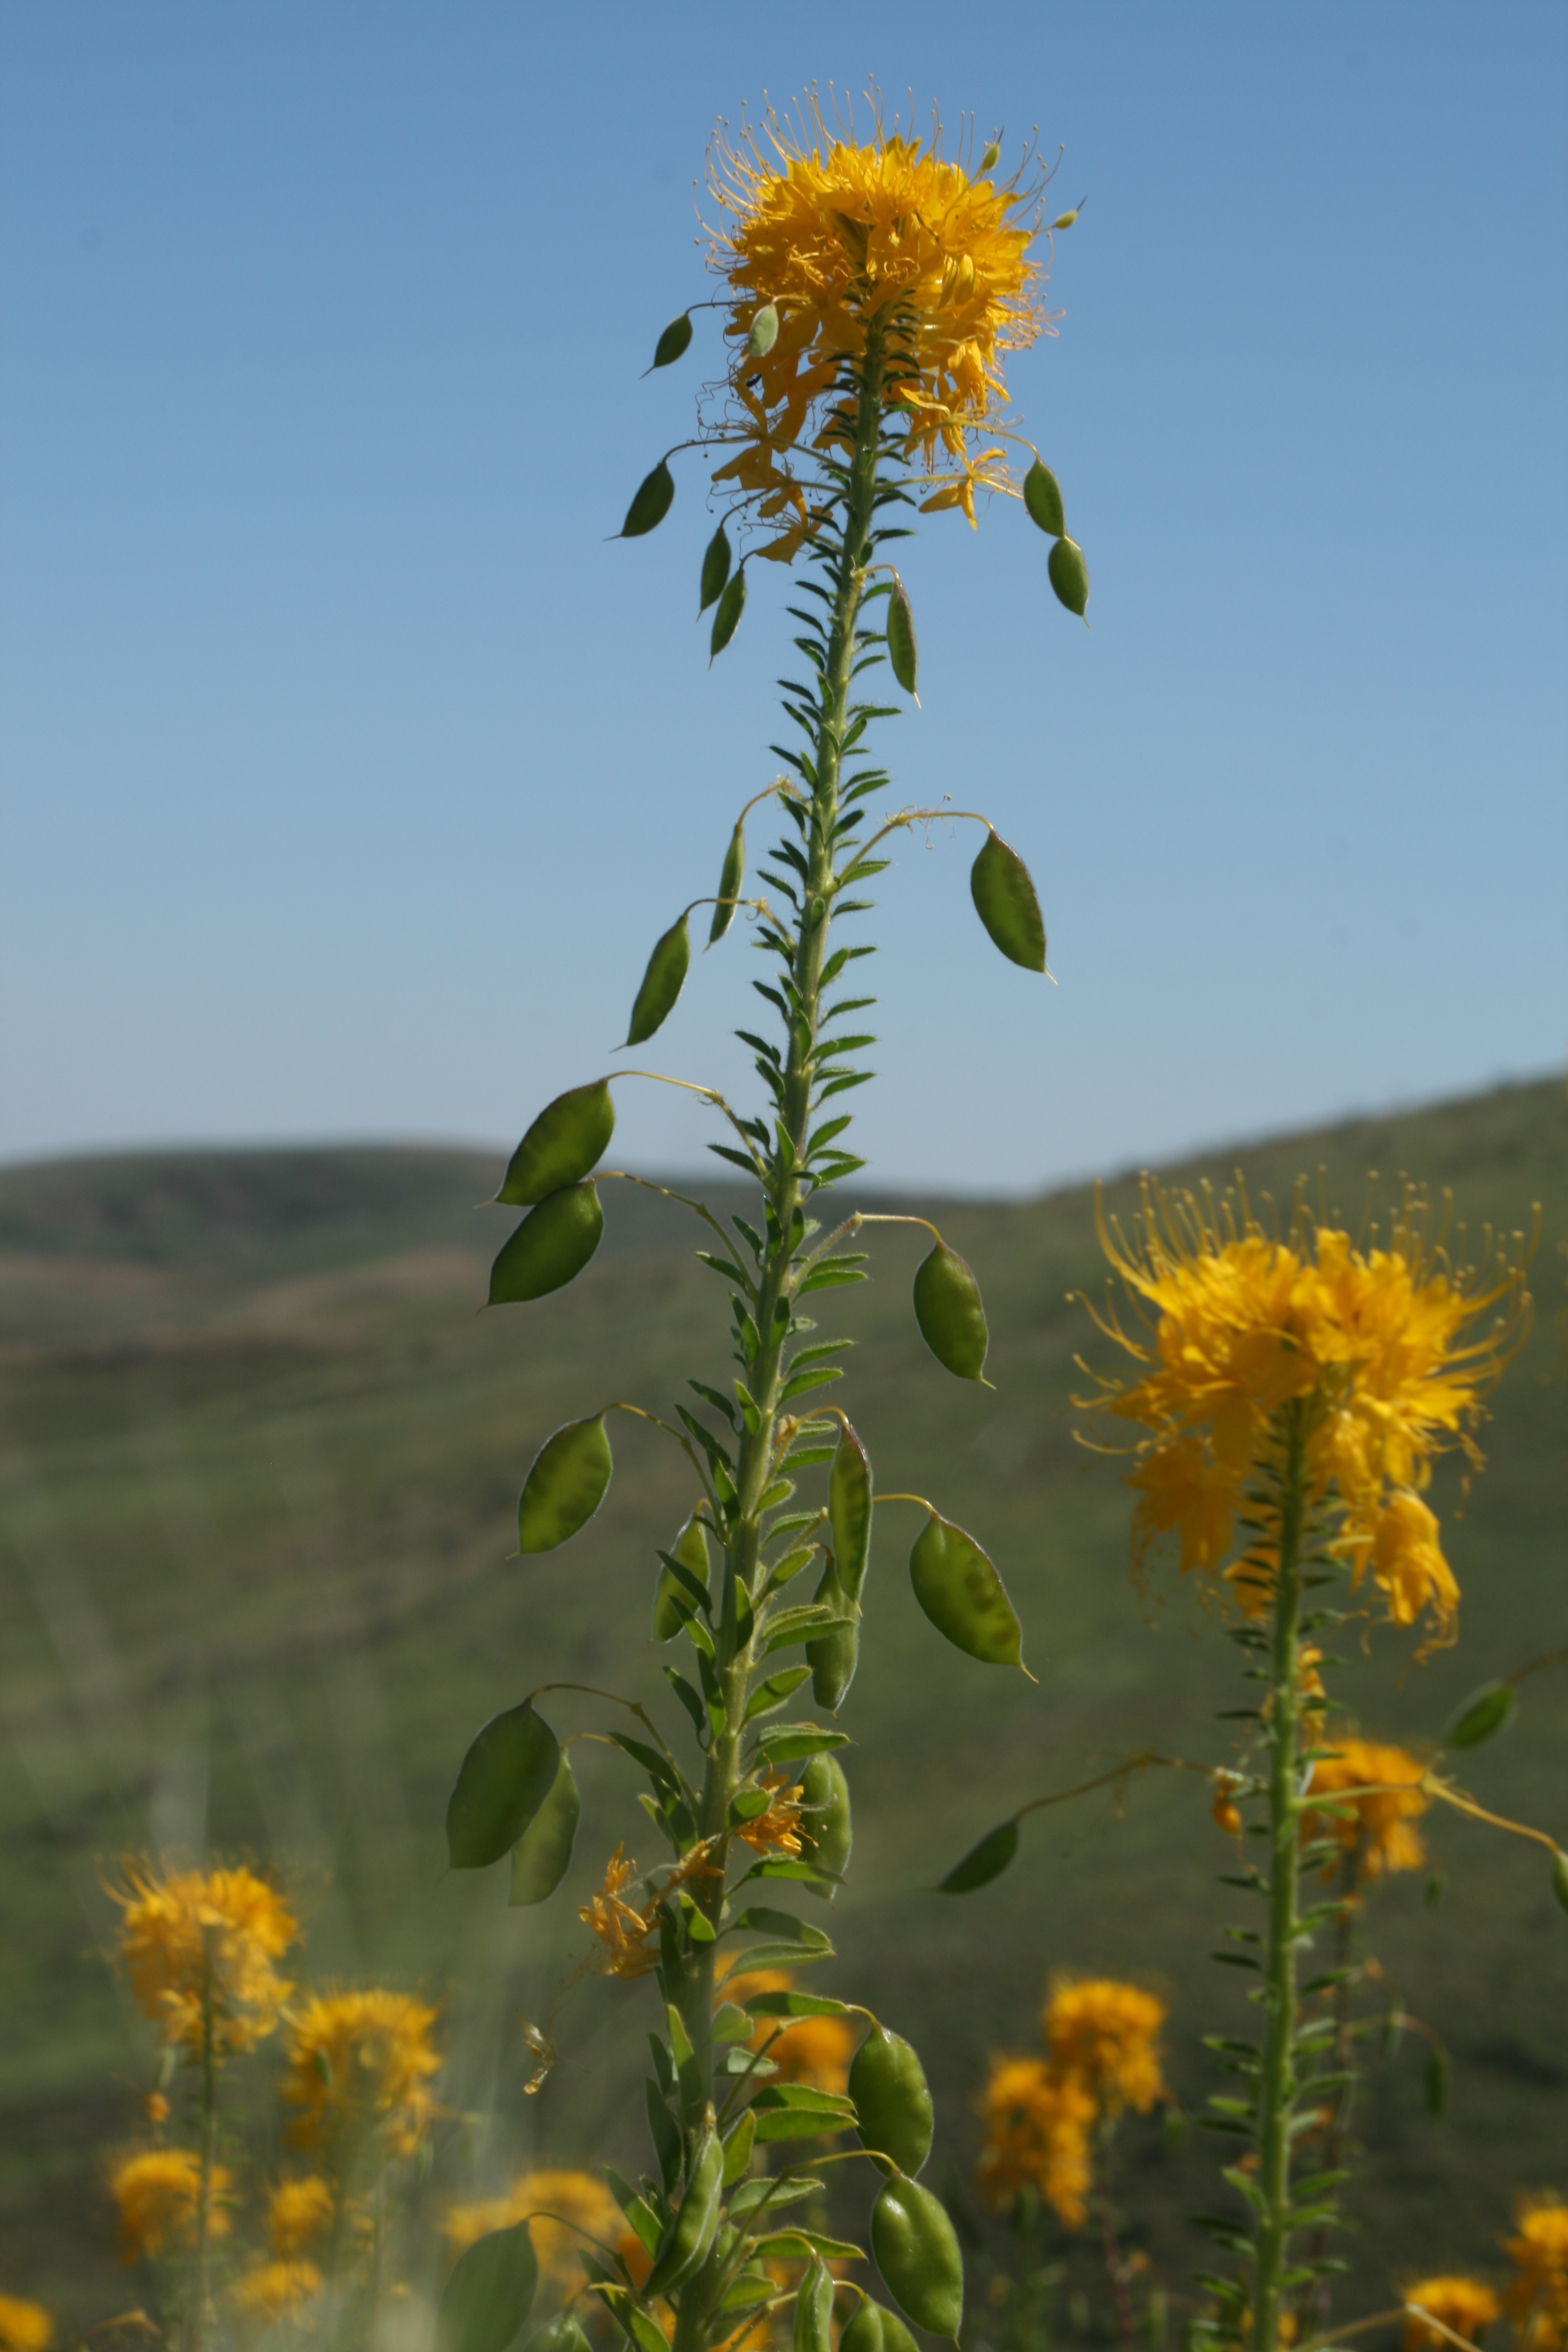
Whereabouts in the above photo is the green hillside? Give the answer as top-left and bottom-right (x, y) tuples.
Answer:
(1, 1081), (1564, 2324)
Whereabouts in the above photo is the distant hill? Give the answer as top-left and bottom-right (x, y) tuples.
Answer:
(1, 1079), (1563, 2320)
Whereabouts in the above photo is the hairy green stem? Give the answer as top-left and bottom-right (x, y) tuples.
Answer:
(1250, 1406), (1309, 2352)
(186, 1935), (218, 2352)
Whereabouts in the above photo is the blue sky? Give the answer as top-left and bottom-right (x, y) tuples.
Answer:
(4, 1), (1564, 1193)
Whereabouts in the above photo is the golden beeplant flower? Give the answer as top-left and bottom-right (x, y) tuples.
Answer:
(267, 2174), (335, 2258)
(578, 1844), (661, 1981)
(230, 2262), (324, 2326)
(280, 1989), (441, 2158)
(1042, 1977), (1168, 2117)
(0, 2299), (53, 2352)
(976, 2054), (1097, 2226)
(1302, 1736), (1430, 1880)
(1402, 2277), (1501, 2350)
(109, 1861), (297, 2057)
(110, 2146), (232, 2266)
(443, 2169), (624, 2290)
(1505, 2196), (1568, 2351)
(1081, 1181), (1530, 1647)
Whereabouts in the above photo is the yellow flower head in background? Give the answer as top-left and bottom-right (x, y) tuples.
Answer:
(444, 2169), (622, 2290)
(1402, 2277), (1501, 2350)
(0, 2300), (53, 2352)
(976, 2054), (1096, 2226)
(717, 1964), (855, 2096)
(231, 2263), (323, 2327)
(111, 2146), (231, 2266)
(705, 90), (1056, 545)
(1303, 1736), (1429, 1881)
(1082, 1180), (1530, 1645)
(110, 1861), (297, 2057)
(1042, 1978), (1168, 2117)
(280, 1988), (441, 2158)
(1505, 2196), (1568, 2351)
(267, 2174), (335, 2258)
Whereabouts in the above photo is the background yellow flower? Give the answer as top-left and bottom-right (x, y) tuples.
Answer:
(0, 2300), (53, 2352)
(1402, 2276), (1501, 2350)
(1303, 1737), (1429, 1881)
(1042, 1978), (1168, 2117)
(443, 2169), (622, 2292)
(280, 1988), (440, 2158)
(111, 1863), (296, 2057)
(110, 2146), (231, 2266)
(976, 2054), (1097, 2226)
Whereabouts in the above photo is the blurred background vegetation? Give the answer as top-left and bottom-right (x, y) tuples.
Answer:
(1, 1077), (1562, 2324)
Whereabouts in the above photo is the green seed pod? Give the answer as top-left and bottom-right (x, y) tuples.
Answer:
(829, 1420), (874, 1602)
(806, 1558), (859, 1714)
(517, 1414), (613, 1553)
(886, 578), (918, 697)
(653, 1513), (711, 1641)
(489, 1183), (604, 1305)
(841, 2302), (919, 2352)
(794, 2258), (834, 2352)
(645, 2108), (724, 2295)
(446, 1702), (561, 1870)
(797, 1749), (852, 1898)
(626, 913), (691, 1045)
(937, 1818), (1020, 1894)
(496, 1080), (615, 1206)
(710, 566), (747, 661)
(1048, 534), (1089, 616)
(650, 314), (694, 371)
(746, 302), (780, 359)
(1553, 1850), (1568, 1918)
(871, 2175), (964, 2339)
(700, 523), (733, 615)
(909, 1513), (1024, 1668)
(710, 818), (745, 944)
(525, 2316), (593, 2352)
(978, 141), (1002, 174)
(851, 2025), (935, 2179)
(912, 1239), (991, 1381)
(439, 2222), (538, 2352)
(1022, 459), (1065, 538)
(1444, 1679), (1519, 1750)
(621, 460), (675, 540)
(970, 830), (1047, 975)
(508, 1753), (580, 1907)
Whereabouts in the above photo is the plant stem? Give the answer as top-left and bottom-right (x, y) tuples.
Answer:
(1250, 1405), (1309, 2352)
(670, 327), (888, 2352)
(1307, 1851), (1362, 2328)
(187, 1933), (218, 2352)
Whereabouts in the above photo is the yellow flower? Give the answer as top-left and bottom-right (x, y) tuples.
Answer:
(1211, 1769), (1246, 1841)
(445, 2170), (621, 2292)
(1082, 1181), (1529, 1645)
(704, 93), (1054, 547)
(280, 1990), (441, 2158)
(1402, 2278), (1501, 2350)
(579, 1844), (661, 1981)
(1302, 1736), (1429, 1880)
(267, 2174), (335, 2258)
(111, 2146), (232, 2266)
(110, 1861), (297, 2057)
(232, 2264), (323, 2326)
(731, 1771), (804, 1858)
(0, 2299), (53, 2352)
(1505, 2197), (1568, 2351)
(1042, 1978), (1168, 2117)
(976, 2055), (1096, 2226)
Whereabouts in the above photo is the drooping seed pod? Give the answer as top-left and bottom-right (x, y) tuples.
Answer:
(970, 829), (1047, 975)
(886, 578), (918, 698)
(806, 1558), (859, 1713)
(797, 1750), (852, 1896)
(746, 302), (780, 359)
(840, 2302), (918, 2352)
(699, 524), (733, 615)
(650, 314), (694, 371)
(1022, 459), (1065, 538)
(489, 1183), (604, 1304)
(871, 2175), (964, 2339)
(912, 1240), (991, 1381)
(908, 1512), (1024, 1667)
(851, 2025), (935, 2178)
(446, 1702), (561, 1870)
(495, 1080), (615, 1206)
(936, 1817), (1021, 1893)
(1048, 534), (1089, 616)
(829, 1420), (874, 1602)
(644, 2109), (724, 2294)
(1443, 1679), (1519, 1750)
(626, 913), (691, 1044)
(710, 818), (745, 944)
(517, 1414), (613, 1553)
(439, 2221), (538, 2352)
(710, 566), (747, 660)
(621, 460), (676, 540)
(508, 1753), (581, 1907)
(794, 2258), (834, 2352)
(653, 1513), (711, 1641)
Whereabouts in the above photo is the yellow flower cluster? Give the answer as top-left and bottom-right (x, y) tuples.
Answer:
(1303, 1736), (1430, 1881)
(111, 1862), (298, 2056)
(978, 1978), (1168, 2226)
(1084, 1182), (1529, 1644)
(444, 2169), (629, 2289)
(110, 2146), (231, 2266)
(1402, 2276), (1501, 2350)
(231, 2262), (323, 2325)
(1506, 2197), (1568, 2351)
(719, 1962), (856, 2097)
(705, 93), (1052, 545)
(0, 2299), (53, 2352)
(281, 1989), (442, 2158)
(267, 2174), (335, 2257)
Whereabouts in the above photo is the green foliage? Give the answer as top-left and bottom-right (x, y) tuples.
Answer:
(446, 1702), (560, 1869)
(439, 2224), (538, 2352)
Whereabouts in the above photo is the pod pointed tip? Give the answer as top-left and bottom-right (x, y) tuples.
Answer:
(1018, 1658), (1038, 1684)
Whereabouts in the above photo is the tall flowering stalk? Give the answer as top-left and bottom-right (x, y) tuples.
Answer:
(437, 91), (1087, 2352)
